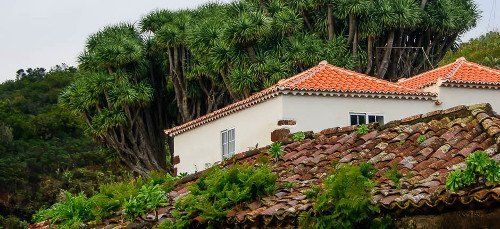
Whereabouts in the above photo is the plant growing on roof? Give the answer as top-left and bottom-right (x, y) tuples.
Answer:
(171, 164), (277, 227)
(268, 142), (284, 162)
(33, 191), (94, 228)
(356, 124), (369, 135)
(446, 150), (500, 191)
(283, 181), (297, 190)
(299, 163), (392, 228)
(178, 172), (188, 178)
(416, 135), (426, 144)
(123, 182), (167, 221)
(385, 163), (404, 189)
(292, 131), (306, 142)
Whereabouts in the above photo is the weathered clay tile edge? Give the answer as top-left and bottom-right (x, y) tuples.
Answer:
(167, 103), (499, 227)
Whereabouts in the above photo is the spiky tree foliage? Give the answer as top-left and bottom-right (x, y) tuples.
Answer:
(63, 0), (478, 175)
(60, 24), (169, 175)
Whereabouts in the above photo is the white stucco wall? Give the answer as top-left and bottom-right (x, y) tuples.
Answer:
(437, 86), (500, 111)
(281, 95), (438, 133)
(173, 86), (500, 175)
(174, 96), (283, 174)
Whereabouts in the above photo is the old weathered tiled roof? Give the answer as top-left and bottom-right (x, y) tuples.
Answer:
(397, 57), (500, 89)
(164, 104), (500, 226)
(165, 61), (434, 136)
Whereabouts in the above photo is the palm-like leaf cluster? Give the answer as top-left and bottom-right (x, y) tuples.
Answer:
(61, 24), (168, 175)
(60, 0), (479, 175)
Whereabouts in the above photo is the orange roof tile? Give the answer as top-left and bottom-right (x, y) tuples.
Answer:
(398, 57), (500, 89)
(165, 61), (435, 136)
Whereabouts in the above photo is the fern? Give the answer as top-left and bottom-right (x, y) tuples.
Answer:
(299, 163), (392, 228)
(172, 164), (277, 227)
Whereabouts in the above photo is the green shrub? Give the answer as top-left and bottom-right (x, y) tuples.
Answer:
(157, 219), (176, 229)
(303, 185), (321, 199)
(385, 164), (404, 189)
(123, 182), (167, 221)
(299, 163), (392, 228)
(291, 132), (306, 142)
(356, 124), (369, 135)
(416, 135), (426, 144)
(97, 181), (141, 204)
(88, 193), (121, 221)
(178, 172), (188, 178)
(446, 150), (500, 191)
(283, 181), (296, 189)
(32, 172), (176, 226)
(0, 215), (29, 229)
(268, 142), (284, 161)
(33, 191), (94, 228)
(172, 164), (277, 227)
(147, 171), (178, 193)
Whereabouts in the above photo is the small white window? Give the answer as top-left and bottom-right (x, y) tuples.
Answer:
(221, 128), (235, 159)
(350, 113), (384, 125)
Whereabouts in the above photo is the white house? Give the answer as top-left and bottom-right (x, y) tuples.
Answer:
(397, 57), (500, 110)
(165, 58), (500, 174)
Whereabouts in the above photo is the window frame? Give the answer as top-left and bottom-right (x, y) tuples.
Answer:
(349, 112), (384, 125)
(221, 128), (236, 159)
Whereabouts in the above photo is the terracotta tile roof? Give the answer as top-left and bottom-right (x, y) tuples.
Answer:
(165, 61), (434, 136)
(162, 104), (500, 227)
(398, 57), (500, 89)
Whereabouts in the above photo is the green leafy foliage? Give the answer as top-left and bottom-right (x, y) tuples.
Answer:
(303, 185), (321, 199)
(172, 164), (277, 227)
(178, 172), (189, 178)
(283, 181), (297, 189)
(291, 131), (306, 142)
(268, 142), (284, 161)
(0, 215), (29, 229)
(385, 164), (404, 189)
(0, 66), (129, 223)
(33, 172), (176, 226)
(33, 192), (94, 228)
(123, 182), (167, 220)
(440, 32), (500, 69)
(356, 124), (369, 135)
(299, 163), (392, 228)
(416, 135), (426, 144)
(446, 150), (500, 191)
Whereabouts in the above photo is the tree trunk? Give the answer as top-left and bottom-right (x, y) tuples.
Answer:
(352, 23), (358, 57)
(348, 15), (355, 44)
(435, 33), (458, 61)
(388, 30), (403, 80)
(420, 0), (428, 9)
(377, 30), (395, 79)
(302, 10), (313, 30)
(169, 46), (192, 123)
(327, 4), (335, 40)
(365, 36), (374, 75)
(247, 46), (257, 62)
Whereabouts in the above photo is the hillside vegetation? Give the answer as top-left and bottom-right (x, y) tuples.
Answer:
(0, 67), (127, 227)
(440, 31), (500, 69)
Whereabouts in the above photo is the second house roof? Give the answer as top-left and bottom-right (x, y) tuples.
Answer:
(397, 57), (500, 89)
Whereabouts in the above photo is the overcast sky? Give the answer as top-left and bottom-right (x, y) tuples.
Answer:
(0, 0), (498, 82)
